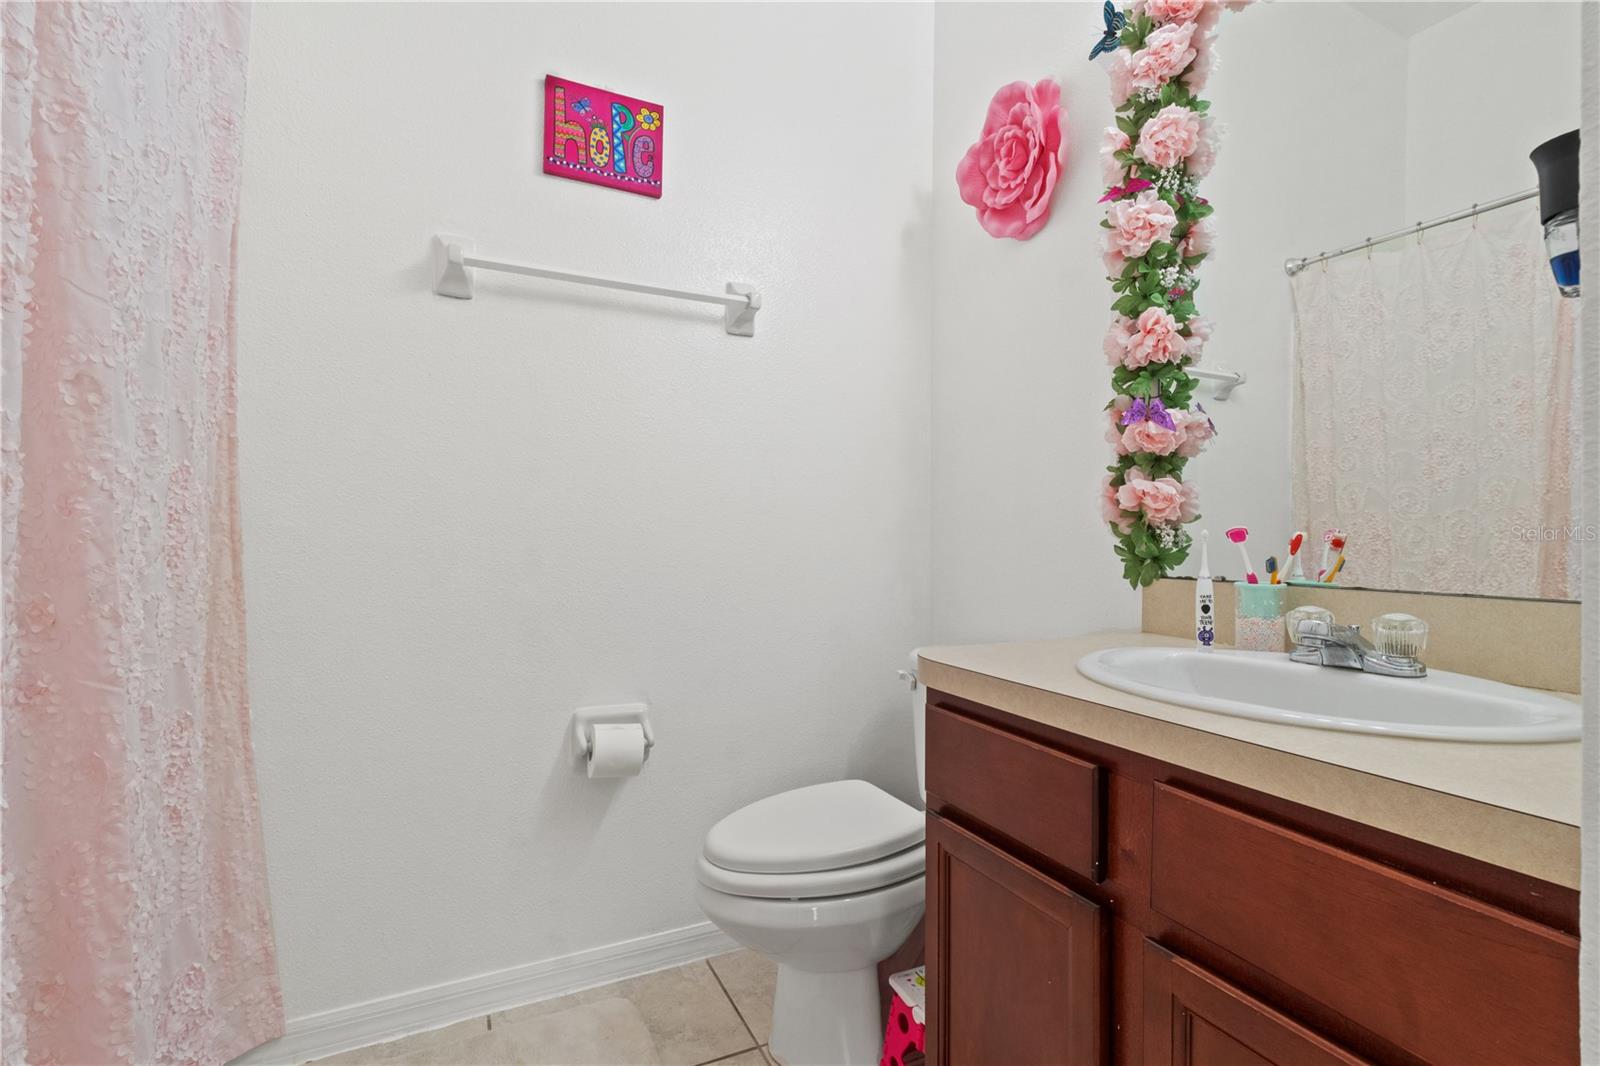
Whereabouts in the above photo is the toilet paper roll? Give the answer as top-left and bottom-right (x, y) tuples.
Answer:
(586, 722), (647, 778)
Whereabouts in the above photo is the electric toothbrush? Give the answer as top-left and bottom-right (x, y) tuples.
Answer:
(1195, 531), (1215, 649)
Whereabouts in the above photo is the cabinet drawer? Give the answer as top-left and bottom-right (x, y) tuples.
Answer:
(1150, 783), (1579, 1066)
(926, 704), (1103, 881)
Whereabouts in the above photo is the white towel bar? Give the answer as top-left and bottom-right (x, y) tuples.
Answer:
(431, 234), (760, 336)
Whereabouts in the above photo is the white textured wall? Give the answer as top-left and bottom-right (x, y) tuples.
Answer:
(929, 2), (1142, 641)
(238, 2), (933, 1021)
(1405, 2), (1581, 221)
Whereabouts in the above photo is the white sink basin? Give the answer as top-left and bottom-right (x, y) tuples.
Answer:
(1076, 646), (1580, 743)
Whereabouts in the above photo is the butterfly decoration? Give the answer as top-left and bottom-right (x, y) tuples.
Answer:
(1098, 178), (1154, 204)
(572, 97), (593, 115)
(1088, 0), (1126, 60)
(1121, 396), (1176, 430)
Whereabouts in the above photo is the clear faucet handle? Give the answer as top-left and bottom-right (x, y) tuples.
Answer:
(1372, 613), (1427, 661)
(1285, 605), (1334, 644)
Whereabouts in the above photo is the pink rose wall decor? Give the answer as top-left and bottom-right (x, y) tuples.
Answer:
(955, 79), (1066, 240)
(544, 75), (663, 198)
(1095, 0), (1248, 587)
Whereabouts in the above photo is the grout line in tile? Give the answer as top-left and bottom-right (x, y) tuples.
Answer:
(704, 957), (760, 1049)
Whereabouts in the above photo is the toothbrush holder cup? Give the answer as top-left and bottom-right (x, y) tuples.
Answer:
(1235, 583), (1288, 652)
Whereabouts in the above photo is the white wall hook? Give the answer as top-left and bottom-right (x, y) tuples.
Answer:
(570, 702), (655, 764)
(430, 232), (759, 336)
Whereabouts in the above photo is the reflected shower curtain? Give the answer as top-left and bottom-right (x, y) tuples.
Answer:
(1291, 200), (1581, 598)
(2, 3), (282, 1062)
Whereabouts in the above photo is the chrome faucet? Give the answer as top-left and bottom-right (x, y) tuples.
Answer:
(1289, 618), (1426, 678)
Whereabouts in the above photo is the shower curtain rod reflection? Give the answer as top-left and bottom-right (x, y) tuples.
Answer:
(1283, 187), (1538, 276)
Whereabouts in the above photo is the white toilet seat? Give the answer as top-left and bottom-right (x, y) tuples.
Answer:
(697, 843), (924, 899)
(703, 779), (924, 874)
(697, 779), (925, 900)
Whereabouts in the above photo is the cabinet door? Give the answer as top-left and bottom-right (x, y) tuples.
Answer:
(926, 812), (1105, 1066)
(1142, 941), (1367, 1066)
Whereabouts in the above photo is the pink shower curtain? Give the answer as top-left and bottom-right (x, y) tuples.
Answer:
(2, 3), (283, 1063)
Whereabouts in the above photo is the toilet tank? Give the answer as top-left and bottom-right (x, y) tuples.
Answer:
(906, 650), (926, 806)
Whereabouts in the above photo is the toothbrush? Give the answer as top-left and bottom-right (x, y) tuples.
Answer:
(1223, 527), (1258, 584)
(1265, 556), (1279, 585)
(1285, 531), (1306, 582)
(1322, 534), (1348, 583)
(1194, 531), (1215, 649)
(1317, 528), (1341, 580)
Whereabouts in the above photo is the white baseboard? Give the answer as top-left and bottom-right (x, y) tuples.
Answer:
(231, 921), (739, 1065)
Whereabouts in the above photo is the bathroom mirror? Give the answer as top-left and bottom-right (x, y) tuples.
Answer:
(1173, 1), (1582, 600)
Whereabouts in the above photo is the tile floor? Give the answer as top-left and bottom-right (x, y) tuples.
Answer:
(311, 950), (780, 1066)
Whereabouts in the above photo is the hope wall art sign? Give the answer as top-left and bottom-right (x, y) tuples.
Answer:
(543, 75), (663, 198)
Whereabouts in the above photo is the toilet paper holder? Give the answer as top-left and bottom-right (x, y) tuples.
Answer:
(571, 702), (656, 764)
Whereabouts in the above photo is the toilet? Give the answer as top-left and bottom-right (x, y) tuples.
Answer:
(695, 660), (927, 1066)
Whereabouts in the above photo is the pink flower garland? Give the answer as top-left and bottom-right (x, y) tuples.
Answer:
(1098, 0), (1245, 587)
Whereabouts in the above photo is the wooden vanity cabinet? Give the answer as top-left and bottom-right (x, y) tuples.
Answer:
(923, 693), (1581, 1066)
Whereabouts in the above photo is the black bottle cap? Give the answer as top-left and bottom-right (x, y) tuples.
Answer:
(1530, 130), (1579, 225)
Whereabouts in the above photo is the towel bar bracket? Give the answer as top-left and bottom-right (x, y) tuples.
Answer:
(1188, 366), (1246, 401)
(432, 234), (475, 300)
(723, 283), (760, 337)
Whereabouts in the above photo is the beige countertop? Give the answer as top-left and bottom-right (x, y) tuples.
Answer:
(918, 630), (1582, 888)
